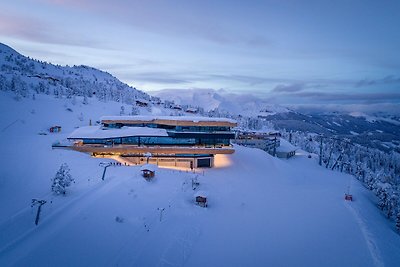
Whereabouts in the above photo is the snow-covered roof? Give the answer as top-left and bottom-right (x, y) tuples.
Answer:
(100, 115), (237, 124)
(135, 98), (149, 103)
(276, 139), (297, 152)
(140, 164), (157, 172)
(68, 126), (168, 139)
(194, 191), (208, 198)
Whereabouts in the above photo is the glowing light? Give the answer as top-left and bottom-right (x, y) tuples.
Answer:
(214, 154), (232, 168)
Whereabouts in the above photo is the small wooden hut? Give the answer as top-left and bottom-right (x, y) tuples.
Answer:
(49, 126), (62, 133)
(344, 193), (353, 201)
(140, 164), (157, 180)
(185, 107), (198, 114)
(135, 99), (149, 107)
(194, 191), (208, 207)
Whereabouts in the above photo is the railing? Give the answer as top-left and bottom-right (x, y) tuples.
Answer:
(233, 138), (280, 154)
(51, 140), (74, 148)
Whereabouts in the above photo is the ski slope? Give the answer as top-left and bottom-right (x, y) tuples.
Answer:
(0, 93), (399, 267)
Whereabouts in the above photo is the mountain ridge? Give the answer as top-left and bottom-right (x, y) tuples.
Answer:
(0, 42), (150, 104)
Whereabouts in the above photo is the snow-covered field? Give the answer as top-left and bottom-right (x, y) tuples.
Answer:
(1, 93), (400, 267)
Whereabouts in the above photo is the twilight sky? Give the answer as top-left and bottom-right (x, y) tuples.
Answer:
(1, 0), (400, 105)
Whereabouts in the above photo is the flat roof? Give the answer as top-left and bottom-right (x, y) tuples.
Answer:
(140, 164), (157, 172)
(100, 115), (237, 127)
(68, 126), (168, 139)
(276, 139), (297, 152)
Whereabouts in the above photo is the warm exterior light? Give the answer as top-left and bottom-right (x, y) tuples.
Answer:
(214, 154), (232, 168)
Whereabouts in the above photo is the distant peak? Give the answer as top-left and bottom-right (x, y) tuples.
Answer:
(0, 43), (20, 55)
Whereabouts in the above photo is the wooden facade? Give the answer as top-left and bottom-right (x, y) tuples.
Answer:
(195, 196), (208, 207)
(141, 169), (155, 179)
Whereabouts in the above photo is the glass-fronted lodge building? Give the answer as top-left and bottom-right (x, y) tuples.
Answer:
(67, 116), (237, 168)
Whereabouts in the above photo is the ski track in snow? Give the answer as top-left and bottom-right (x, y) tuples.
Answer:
(345, 202), (384, 267)
(110, 176), (202, 267)
(156, 224), (201, 267)
(0, 174), (124, 265)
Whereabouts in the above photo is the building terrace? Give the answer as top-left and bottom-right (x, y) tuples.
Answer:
(65, 115), (237, 168)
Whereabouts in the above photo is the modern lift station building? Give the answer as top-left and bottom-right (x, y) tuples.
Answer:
(68, 116), (237, 168)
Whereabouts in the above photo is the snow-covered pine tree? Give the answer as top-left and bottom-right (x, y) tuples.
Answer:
(131, 105), (139, 115)
(82, 94), (88, 105)
(51, 163), (74, 195)
(78, 112), (84, 122)
(396, 211), (400, 233)
(0, 74), (6, 91)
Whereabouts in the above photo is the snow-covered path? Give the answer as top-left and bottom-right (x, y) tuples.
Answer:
(346, 202), (384, 267)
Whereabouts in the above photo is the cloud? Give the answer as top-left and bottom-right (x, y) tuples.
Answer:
(0, 11), (104, 48)
(272, 83), (305, 93)
(38, 0), (91, 9)
(94, 59), (162, 71)
(0, 13), (48, 43)
(246, 36), (273, 47)
(355, 75), (400, 87)
(39, 0), (273, 48)
(129, 72), (192, 84)
(290, 91), (400, 103)
(209, 74), (294, 86)
(208, 75), (353, 89)
(125, 72), (286, 87)
(288, 103), (400, 116)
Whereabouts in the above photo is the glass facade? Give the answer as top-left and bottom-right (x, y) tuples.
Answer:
(104, 123), (230, 133)
(76, 120), (234, 147)
(80, 135), (231, 146)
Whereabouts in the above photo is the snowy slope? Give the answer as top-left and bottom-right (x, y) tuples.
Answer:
(0, 43), (149, 104)
(0, 92), (399, 266)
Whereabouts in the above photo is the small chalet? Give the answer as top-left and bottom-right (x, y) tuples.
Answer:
(140, 164), (157, 180)
(49, 126), (62, 133)
(275, 139), (297, 159)
(135, 99), (149, 107)
(186, 107), (198, 114)
(194, 191), (208, 207)
(171, 105), (182, 110)
(345, 193), (353, 201)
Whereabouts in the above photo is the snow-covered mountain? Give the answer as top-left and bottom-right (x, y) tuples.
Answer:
(150, 88), (290, 116)
(0, 43), (150, 104)
(264, 111), (400, 153)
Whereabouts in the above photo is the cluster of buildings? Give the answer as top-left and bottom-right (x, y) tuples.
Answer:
(60, 115), (297, 169)
(67, 116), (237, 168)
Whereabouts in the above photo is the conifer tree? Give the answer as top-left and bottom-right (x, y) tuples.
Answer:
(82, 95), (88, 105)
(396, 211), (400, 233)
(51, 163), (74, 195)
(131, 105), (139, 115)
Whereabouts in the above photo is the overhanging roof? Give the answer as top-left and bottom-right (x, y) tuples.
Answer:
(68, 126), (168, 139)
(100, 115), (237, 127)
